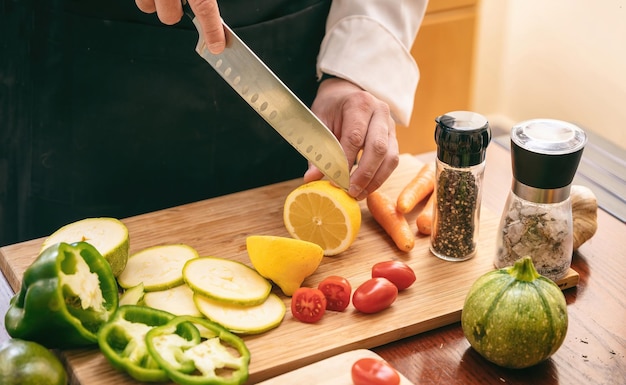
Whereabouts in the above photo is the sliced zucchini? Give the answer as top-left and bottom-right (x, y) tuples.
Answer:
(194, 293), (285, 334)
(183, 257), (271, 306)
(117, 244), (199, 291)
(143, 284), (202, 317)
(41, 217), (130, 277)
(119, 283), (145, 306)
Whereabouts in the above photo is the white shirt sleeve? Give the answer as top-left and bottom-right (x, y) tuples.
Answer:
(317, 0), (428, 126)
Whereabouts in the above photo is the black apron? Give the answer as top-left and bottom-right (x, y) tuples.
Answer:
(0, 0), (332, 245)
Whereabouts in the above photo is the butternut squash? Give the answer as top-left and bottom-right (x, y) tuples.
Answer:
(571, 185), (598, 251)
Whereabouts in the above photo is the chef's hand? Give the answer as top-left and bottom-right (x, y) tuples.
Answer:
(306, 77), (400, 201)
(135, 0), (226, 54)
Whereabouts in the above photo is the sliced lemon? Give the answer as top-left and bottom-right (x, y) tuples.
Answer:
(246, 235), (324, 296)
(194, 293), (285, 334)
(283, 180), (361, 256)
(117, 244), (199, 291)
(41, 217), (130, 276)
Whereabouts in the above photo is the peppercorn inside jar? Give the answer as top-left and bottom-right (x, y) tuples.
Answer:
(430, 111), (491, 261)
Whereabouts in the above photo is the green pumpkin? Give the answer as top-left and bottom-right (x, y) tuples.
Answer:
(461, 256), (568, 369)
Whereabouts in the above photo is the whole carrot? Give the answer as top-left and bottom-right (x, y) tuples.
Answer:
(416, 192), (435, 235)
(367, 190), (415, 252)
(396, 162), (436, 214)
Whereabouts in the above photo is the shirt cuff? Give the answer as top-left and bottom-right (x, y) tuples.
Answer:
(317, 16), (419, 126)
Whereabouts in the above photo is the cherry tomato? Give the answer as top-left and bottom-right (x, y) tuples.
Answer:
(351, 357), (401, 385)
(317, 276), (352, 312)
(352, 277), (398, 314)
(291, 287), (327, 323)
(372, 260), (416, 290)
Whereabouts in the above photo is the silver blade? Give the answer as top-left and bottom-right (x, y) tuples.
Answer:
(189, 18), (350, 191)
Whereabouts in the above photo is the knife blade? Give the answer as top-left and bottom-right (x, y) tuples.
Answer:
(183, 5), (350, 191)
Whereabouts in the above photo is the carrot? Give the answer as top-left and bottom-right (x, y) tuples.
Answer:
(396, 162), (436, 214)
(367, 190), (415, 252)
(416, 192), (435, 235)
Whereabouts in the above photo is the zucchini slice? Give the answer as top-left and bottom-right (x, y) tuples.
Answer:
(119, 283), (145, 306)
(143, 284), (202, 317)
(183, 257), (271, 306)
(118, 244), (199, 291)
(194, 293), (285, 334)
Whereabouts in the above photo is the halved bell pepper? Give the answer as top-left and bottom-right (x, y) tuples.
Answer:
(97, 305), (197, 383)
(145, 315), (251, 385)
(4, 241), (119, 349)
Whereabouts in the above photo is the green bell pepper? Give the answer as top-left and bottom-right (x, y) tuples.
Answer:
(145, 316), (250, 385)
(97, 305), (196, 382)
(4, 241), (119, 349)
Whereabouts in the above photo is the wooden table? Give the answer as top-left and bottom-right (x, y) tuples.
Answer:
(1, 143), (624, 384)
(373, 145), (626, 385)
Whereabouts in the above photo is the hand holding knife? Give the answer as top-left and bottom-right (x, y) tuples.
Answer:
(135, 0), (402, 199)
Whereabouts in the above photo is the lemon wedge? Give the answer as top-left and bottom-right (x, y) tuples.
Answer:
(246, 235), (324, 296)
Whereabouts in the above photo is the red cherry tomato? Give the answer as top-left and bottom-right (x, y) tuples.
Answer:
(372, 260), (416, 290)
(317, 276), (352, 312)
(352, 277), (398, 314)
(291, 287), (327, 323)
(351, 357), (401, 385)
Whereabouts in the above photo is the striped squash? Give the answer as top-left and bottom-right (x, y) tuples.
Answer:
(461, 256), (568, 368)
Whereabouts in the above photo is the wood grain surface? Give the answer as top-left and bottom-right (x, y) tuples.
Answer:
(257, 349), (414, 385)
(371, 146), (626, 385)
(0, 154), (578, 385)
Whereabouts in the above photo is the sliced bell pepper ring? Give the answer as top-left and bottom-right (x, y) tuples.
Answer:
(98, 305), (200, 383)
(145, 315), (251, 385)
(4, 241), (119, 349)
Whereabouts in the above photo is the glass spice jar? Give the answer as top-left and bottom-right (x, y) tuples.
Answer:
(495, 119), (587, 281)
(430, 111), (491, 261)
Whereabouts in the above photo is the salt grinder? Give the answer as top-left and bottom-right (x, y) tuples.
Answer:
(430, 111), (491, 261)
(495, 119), (587, 281)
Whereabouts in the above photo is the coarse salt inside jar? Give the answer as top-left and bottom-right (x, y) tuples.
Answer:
(495, 119), (587, 281)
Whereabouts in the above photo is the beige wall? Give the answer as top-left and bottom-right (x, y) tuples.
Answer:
(472, 0), (626, 149)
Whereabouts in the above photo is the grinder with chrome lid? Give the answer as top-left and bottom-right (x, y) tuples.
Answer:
(495, 119), (587, 281)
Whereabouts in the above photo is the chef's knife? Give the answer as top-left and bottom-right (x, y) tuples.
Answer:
(183, 3), (350, 190)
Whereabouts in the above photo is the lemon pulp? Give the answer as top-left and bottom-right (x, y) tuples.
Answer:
(246, 235), (324, 296)
(283, 180), (361, 256)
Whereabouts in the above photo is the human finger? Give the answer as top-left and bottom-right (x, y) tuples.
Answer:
(335, 93), (370, 186)
(135, 0), (157, 13)
(153, 0), (183, 25)
(357, 114), (400, 200)
(336, 91), (394, 199)
(303, 163), (324, 183)
(348, 106), (397, 200)
(189, 0), (225, 54)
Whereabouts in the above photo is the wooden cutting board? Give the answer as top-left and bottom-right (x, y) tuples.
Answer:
(0, 154), (578, 385)
(257, 349), (414, 385)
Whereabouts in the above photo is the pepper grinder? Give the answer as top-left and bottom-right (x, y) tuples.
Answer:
(430, 111), (491, 261)
(495, 119), (587, 281)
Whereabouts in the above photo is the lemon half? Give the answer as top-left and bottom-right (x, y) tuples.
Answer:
(283, 180), (361, 256)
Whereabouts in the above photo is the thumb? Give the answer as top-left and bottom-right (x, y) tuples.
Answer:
(303, 163), (324, 183)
